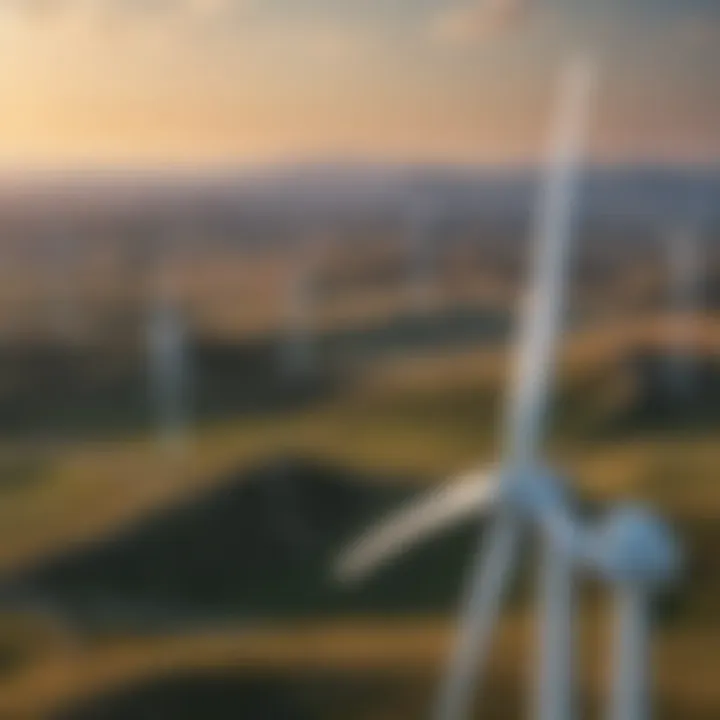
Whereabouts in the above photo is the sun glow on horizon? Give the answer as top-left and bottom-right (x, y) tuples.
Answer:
(0, 0), (719, 169)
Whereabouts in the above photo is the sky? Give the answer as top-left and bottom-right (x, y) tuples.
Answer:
(0, 0), (719, 168)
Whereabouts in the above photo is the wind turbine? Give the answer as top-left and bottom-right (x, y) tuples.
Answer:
(278, 232), (325, 382)
(584, 505), (680, 720)
(335, 56), (683, 720)
(665, 226), (701, 404)
(406, 193), (440, 316)
(48, 228), (83, 344)
(436, 57), (594, 720)
(335, 57), (595, 720)
(146, 261), (192, 455)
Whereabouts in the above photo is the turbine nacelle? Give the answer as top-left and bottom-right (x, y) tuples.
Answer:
(584, 505), (681, 588)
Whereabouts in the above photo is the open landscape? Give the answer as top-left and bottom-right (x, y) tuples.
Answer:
(0, 164), (716, 717)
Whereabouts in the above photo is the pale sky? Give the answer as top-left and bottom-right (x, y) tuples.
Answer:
(0, 0), (719, 168)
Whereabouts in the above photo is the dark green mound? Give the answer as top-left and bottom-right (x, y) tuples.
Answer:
(9, 457), (488, 630)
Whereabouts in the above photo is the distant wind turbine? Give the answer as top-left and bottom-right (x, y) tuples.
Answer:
(278, 232), (326, 382)
(49, 229), (83, 343)
(406, 196), (440, 315)
(665, 226), (702, 403)
(146, 264), (192, 455)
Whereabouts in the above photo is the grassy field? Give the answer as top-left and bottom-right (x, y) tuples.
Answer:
(0, 314), (717, 717)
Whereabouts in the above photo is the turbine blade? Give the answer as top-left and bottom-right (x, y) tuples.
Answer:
(610, 585), (649, 720)
(435, 513), (521, 720)
(334, 469), (499, 584)
(503, 58), (596, 469)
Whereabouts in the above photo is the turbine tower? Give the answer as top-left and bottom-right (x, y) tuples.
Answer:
(585, 506), (680, 720)
(49, 228), (82, 343)
(665, 226), (701, 404)
(406, 193), (440, 315)
(279, 232), (325, 382)
(146, 260), (192, 455)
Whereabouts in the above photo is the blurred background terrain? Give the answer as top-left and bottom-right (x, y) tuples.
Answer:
(1, 0), (719, 717)
(0, 165), (716, 718)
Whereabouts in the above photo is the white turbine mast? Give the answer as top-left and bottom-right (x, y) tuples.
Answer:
(406, 192), (440, 315)
(279, 231), (326, 382)
(665, 225), (701, 403)
(583, 505), (680, 720)
(333, 57), (680, 720)
(147, 259), (191, 455)
(49, 228), (83, 343)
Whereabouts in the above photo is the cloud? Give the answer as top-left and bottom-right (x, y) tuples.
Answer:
(430, 0), (530, 45)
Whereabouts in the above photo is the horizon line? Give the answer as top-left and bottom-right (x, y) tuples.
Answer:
(2, 155), (720, 185)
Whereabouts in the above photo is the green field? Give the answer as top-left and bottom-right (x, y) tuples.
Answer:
(0, 314), (717, 718)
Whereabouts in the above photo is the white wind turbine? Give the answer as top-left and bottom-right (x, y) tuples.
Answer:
(335, 58), (682, 720)
(336, 57), (595, 720)
(146, 263), (191, 455)
(48, 229), (83, 343)
(406, 194), (440, 315)
(665, 226), (701, 403)
(583, 504), (679, 720)
(278, 232), (326, 382)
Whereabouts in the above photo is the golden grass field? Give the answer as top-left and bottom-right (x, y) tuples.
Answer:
(0, 312), (717, 718)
